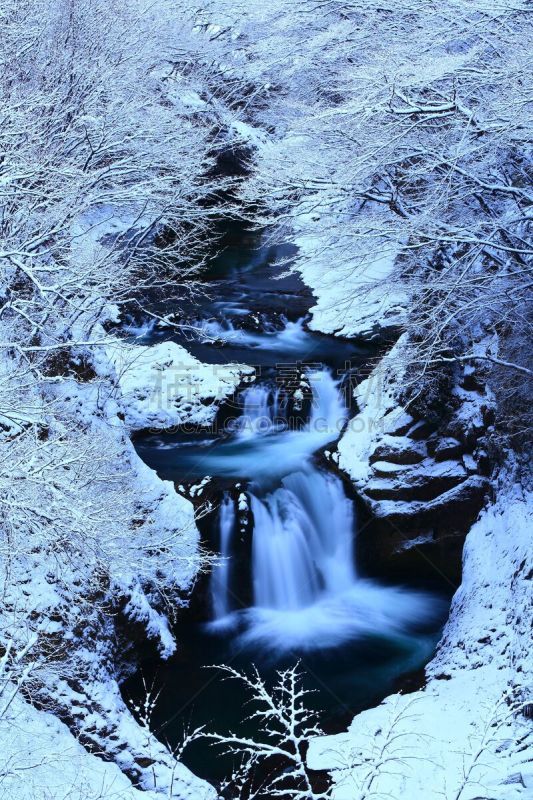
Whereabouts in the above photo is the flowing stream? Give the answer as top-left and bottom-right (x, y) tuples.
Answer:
(126, 227), (449, 784)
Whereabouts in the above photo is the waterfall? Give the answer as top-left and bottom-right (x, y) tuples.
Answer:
(250, 489), (321, 610)
(210, 370), (355, 623)
(207, 368), (440, 650)
(235, 367), (345, 442)
(236, 384), (284, 438)
(211, 493), (235, 620)
(251, 468), (356, 611)
(308, 369), (347, 435)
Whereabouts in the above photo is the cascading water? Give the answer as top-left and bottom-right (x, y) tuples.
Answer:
(235, 384), (285, 438)
(208, 370), (440, 652)
(308, 368), (348, 434)
(123, 317), (157, 340)
(127, 233), (449, 785)
(200, 316), (309, 353)
(251, 469), (355, 611)
(211, 494), (235, 620)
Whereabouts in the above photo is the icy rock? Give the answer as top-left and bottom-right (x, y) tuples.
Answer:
(371, 475), (490, 525)
(365, 459), (468, 502)
(371, 460), (411, 477)
(406, 419), (435, 440)
(382, 409), (415, 436)
(462, 453), (478, 473)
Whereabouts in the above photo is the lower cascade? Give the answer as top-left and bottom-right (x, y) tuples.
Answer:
(210, 494), (235, 620)
(251, 468), (356, 610)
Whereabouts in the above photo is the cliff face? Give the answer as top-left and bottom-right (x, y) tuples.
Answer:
(0, 343), (222, 798)
(330, 335), (494, 581)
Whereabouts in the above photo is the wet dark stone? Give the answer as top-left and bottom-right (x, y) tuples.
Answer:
(370, 441), (427, 465)
(407, 419), (436, 440)
(356, 475), (490, 584)
(430, 437), (465, 461)
(392, 665), (427, 694)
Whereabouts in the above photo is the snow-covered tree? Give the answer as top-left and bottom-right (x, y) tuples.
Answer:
(220, 0), (532, 431)
(193, 663), (330, 800)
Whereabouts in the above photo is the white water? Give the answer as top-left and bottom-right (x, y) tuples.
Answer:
(251, 468), (355, 610)
(211, 494), (235, 620)
(212, 299), (250, 317)
(200, 316), (309, 353)
(176, 369), (346, 484)
(234, 384), (286, 438)
(208, 371), (441, 650)
(123, 318), (156, 340)
(308, 369), (347, 435)
(241, 582), (441, 652)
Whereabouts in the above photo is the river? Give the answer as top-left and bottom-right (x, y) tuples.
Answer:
(123, 225), (449, 787)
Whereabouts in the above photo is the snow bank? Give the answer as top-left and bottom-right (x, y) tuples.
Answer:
(292, 200), (408, 339)
(0, 353), (217, 797)
(334, 336), (410, 484)
(0, 695), (161, 800)
(0, 693), (216, 800)
(108, 338), (252, 431)
(307, 488), (532, 799)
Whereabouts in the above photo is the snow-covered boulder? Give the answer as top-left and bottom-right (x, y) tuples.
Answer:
(330, 336), (492, 569)
(107, 339), (253, 431)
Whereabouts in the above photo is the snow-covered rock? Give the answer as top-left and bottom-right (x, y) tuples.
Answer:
(0, 348), (218, 797)
(0, 694), (185, 800)
(107, 338), (252, 431)
(335, 336), (492, 558)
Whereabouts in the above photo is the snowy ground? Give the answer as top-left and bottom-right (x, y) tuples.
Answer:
(0, 694), (161, 800)
(0, 331), (223, 798)
(0, 694), (216, 800)
(291, 199), (408, 340)
(0, 698), (215, 800)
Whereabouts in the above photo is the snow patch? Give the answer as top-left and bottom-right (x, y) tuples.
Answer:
(293, 201), (408, 338)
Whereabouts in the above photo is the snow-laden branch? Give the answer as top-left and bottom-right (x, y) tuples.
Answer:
(176, 663), (330, 799)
